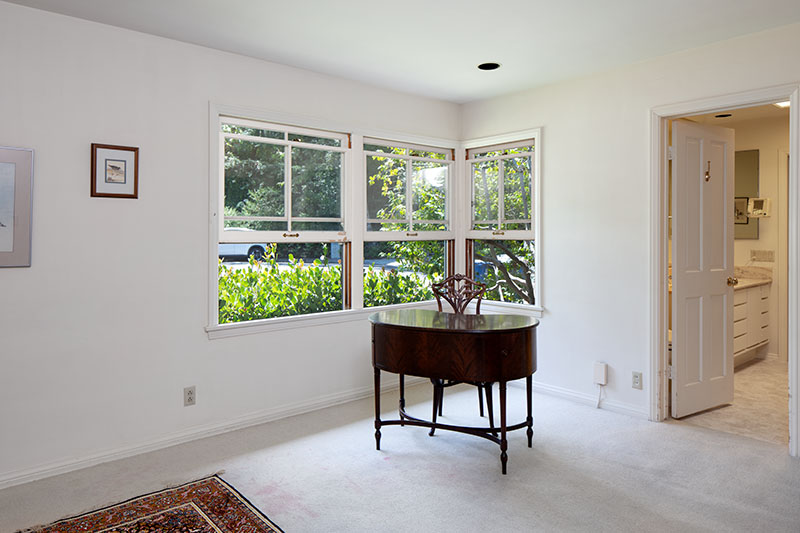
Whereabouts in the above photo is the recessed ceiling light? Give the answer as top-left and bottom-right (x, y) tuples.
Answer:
(715, 113), (732, 118)
(478, 62), (501, 71)
(773, 100), (791, 108)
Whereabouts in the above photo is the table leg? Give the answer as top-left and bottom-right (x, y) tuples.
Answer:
(399, 373), (405, 426)
(500, 380), (508, 475)
(526, 374), (533, 447)
(429, 379), (441, 436)
(485, 383), (497, 437)
(374, 367), (381, 450)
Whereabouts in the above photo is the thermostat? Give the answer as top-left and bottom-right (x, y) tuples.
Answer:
(747, 197), (771, 218)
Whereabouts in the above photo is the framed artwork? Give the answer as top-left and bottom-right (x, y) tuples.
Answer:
(734, 197), (749, 224)
(0, 146), (34, 267)
(91, 143), (138, 198)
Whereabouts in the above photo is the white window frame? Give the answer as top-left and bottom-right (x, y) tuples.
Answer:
(363, 137), (454, 242)
(206, 103), (540, 337)
(463, 129), (541, 312)
(218, 115), (350, 245)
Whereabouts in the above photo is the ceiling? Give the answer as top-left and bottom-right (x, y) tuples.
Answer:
(688, 103), (791, 126)
(6, 0), (800, 103)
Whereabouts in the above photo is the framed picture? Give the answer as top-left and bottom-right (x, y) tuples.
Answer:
(0, 146), (34, 267)
(91, 143), (138, 198)
(734, 197), (749, 224)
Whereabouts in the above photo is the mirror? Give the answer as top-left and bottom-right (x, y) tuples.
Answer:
(735, 150), (759, 240)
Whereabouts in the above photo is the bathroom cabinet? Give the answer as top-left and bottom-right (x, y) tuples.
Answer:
(733, 281), (770, 366)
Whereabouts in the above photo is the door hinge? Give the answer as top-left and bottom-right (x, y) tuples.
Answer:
(666, 365), (674, 380)
(668, 146), (673, 161)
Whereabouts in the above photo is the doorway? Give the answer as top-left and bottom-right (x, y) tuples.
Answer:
(649, 85), (800, 456)
(674, 106), (790, 444)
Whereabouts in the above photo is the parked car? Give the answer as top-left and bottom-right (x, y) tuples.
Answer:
(218, 228), (267, 260)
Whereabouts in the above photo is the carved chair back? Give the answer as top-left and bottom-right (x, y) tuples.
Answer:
(432, 274), (486, 315)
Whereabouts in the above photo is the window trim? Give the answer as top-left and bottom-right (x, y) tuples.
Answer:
(462, 129), (542, 311)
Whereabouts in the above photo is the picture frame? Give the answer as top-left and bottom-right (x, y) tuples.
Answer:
(0, 146), (34, 267)
(734, 197), (749, 224)
(91, 143), (138, 198)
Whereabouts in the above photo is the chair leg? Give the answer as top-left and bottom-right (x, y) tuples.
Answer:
(478, 384), (485, 417)
(485, 383), (496, 436)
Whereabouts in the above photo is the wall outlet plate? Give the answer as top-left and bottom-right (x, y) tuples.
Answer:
(632, 372), (643, 390)
(184, 386), (196, 406)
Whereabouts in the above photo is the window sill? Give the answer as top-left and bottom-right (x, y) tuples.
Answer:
(206, 300), (543, 340)
(206, 300), (439, 339)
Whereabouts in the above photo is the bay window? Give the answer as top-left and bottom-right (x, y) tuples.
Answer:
(209, 110), (540, 332)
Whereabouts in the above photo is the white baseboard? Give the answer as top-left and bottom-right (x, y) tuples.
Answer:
(532, 381), (649, 419)
(0, 376), (426, 490)
(1, 377), (644, 489)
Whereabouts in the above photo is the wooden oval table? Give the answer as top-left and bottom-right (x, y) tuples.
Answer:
(369, 309), (539, 474)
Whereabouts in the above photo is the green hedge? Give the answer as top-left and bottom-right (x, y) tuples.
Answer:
(218, 257), (433, 324)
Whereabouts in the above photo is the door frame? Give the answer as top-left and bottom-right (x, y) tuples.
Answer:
(649, 84), (800, 456)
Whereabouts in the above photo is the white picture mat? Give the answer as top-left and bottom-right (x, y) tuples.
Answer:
(0, 162), (14, 252)
(94, 148), (136, 195)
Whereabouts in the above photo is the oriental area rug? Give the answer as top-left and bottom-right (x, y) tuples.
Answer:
(20, 476), (282, 533)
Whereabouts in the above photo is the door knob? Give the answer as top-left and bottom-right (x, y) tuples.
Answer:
(727, 277), (739, 287)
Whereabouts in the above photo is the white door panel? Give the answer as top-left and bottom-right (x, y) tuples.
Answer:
(671, 119), (735, 418)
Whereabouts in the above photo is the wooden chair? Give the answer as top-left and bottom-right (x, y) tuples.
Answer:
(429, 274), (495, 435)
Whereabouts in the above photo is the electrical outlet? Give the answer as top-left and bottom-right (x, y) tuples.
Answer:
(750, 249), (775, 262)
(184, 386), (196, 406)
(632, 372), (643, 390)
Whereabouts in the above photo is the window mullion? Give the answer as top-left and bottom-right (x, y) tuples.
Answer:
(406, 158), (413, 231)
(498, 159), (505, 230)
(285, 145), (292, 232)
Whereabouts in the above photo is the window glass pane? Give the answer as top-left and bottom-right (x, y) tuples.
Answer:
(223, 220), (287, 231)
(473, 240), (535, 305)
(505, 145), (533, 155)
(291, 147), (342, 231)
(471, 149), (503, 159)
(472, 159), (499, 228)
(218, 242), (344, 323)
(409, 149), (447, 160)
(222, 123), (284, 139)
(224, 139), (285, 219)
(364, 143), (406, 155)
(366, 155), (407, 229)
(363, 240), (445, 307)
(503, 155), (532, 223)
(412, 161), (447, 230)
(288, 133), (342, 147)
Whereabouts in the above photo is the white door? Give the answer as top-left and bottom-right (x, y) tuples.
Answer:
(671, 119), (735, 418)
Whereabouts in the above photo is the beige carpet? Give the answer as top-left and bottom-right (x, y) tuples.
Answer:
(3, 383), (800, 532)
(678, 356), (788, 444)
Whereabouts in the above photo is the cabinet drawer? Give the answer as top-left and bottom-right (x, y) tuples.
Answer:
(734, 319), (747, 337)
(734, 290), (748, 305)
(761, 311), (769, 327)
(760, 296), (770, 313)
(734, 333), (750, 353)
(734, 303), (747, 321)
(760, 284), (771, 298)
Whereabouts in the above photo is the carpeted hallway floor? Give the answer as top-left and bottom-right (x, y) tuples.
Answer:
(678, 355), (788, 445)
(2, 383), (799, 532)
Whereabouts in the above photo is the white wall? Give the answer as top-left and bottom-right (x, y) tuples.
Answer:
(3, 0), (800, 488)
(730, 116), (790, 358)
(461, 23), (800, 411)
(0, 2), (459, 487)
